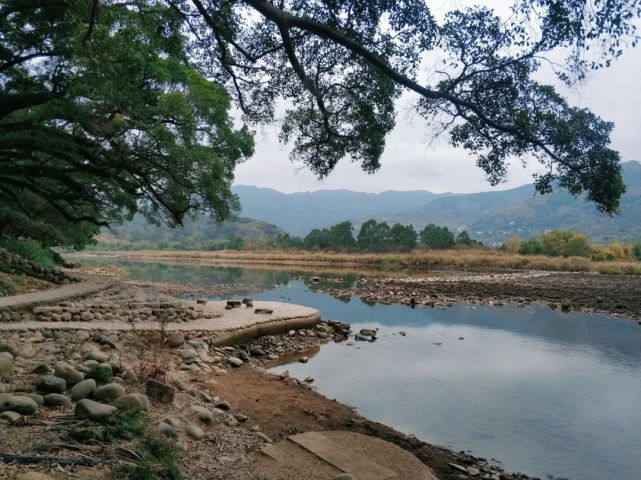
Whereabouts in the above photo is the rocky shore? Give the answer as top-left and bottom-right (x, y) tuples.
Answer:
(0, 276), (542, 480)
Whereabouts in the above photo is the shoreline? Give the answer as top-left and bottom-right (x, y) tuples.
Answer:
(0, 277), (533, 480)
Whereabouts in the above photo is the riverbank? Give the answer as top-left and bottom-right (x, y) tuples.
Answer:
(76, 248), (641, 275)
(0, 277), (531, 480)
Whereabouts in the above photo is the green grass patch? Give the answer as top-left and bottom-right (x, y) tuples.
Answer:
(0, 238), (60, 269)
(86, 363), (114, 384)
(112, 433), (183, 480)
(70, 408), (149, 444)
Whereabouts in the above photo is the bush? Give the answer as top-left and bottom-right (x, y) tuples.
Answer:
(634, 242), (641, 261)
(518, 237), (543, 255)
(0, 238), (60, 268)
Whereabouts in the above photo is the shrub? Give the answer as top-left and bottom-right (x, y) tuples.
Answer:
(0, 238), (60, 268)
(634, 242), (641, 261)
(518, 237), (543, 255)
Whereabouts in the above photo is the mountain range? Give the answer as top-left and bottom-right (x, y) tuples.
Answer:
(234, 161), (641, 244)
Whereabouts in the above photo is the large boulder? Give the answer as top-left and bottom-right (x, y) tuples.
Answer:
(54, 361), (84, 386)
(74, 399), (117, 421)
(44, 393), (72, 409)
(146, 379), (175, 403)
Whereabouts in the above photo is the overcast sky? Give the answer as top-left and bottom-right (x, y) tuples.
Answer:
(233, 9), (641, 194)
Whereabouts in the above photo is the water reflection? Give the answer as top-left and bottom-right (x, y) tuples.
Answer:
(74, 258), (641, 480)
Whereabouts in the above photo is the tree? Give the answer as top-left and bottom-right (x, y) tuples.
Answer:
(357, 220), (391, 252)
(633, 243), (641, 261)
(420, 224), (455, 249)
(389, 223), (418, 252)
(304, 228), (329, 250)
(3, 0), (639, 249)
(518, 237), (543, 255)
(326, 221), (356, 250)
(456, 231), (472, 246)
(1, 1), (252, 248)
(541, 230), (591, 257)
(176, 0), (636, 214)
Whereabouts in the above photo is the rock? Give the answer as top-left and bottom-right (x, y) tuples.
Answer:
(93, 332), (117, 348)
(54, 361), (84, 386)
(196, 299), (208, 305)
(146, 379), (175, 403)
(215, 400), (231, 411)
(83, 348), (109, 363)
(71, 379), (97, 401)
(122, 368), (138, 383)
(299, 356), (308, 363)
(0, 394), (38, 415)
(0, 351), (13, 377)
(177, 348), (199, 361)
(0, 410), (21, 422)
(16, 472), (54, 480)
(223, 413), (239, 426)
(164, 417), (181, 428)
(354, 333), (372, 342)
(74, 399), (117, 421)
(191, 405), (214, 424)
(226, 357), (243, 367)
(256, 432), (273, 443)
(94, 383), (125, 402)
(226, 300), (242, 308)
(166, 332), (185, 348)
(44, 393), (72, 408)
(254, 308), (273, 314)
(234, 413), (249, 423)
(185, 423), (204, 440)
(157, 421), (178, 438)
(250, 346), (266, 356)
(25, 394), (44, 406)
(36, 375), (66, 394)
(31, 363), (52, 375)
(466, 466), (481, 476)
(113, 393), (150, 411)
(448, 463), (468, 473)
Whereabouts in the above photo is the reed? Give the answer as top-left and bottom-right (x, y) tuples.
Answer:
(81, 248), (641, 275)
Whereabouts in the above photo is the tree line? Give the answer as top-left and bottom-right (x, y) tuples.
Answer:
(274, 220), (482, 252)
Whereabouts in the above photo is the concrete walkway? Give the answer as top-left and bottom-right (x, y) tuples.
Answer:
(0, 300), (320, 343)
(0, 278), (116, 310)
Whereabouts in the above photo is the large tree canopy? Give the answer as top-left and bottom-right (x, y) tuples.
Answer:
(1, 0), (639, 247)
(0, 0), (253, 247)
(177, 0), (638, 213)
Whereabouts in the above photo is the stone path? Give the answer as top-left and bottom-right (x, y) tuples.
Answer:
(0, 278), (116, 310)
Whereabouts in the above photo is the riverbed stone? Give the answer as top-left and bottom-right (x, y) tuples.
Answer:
(0, 394), (38, 415)
(191, 404), (214, 424)
(71, 379), (96, 401)
(157, 421), (178, 438)
(54, 361), (84, 386)
(74, 399), (117, 421)
(0, 410), (21, 422)
(146, 379), (175, 403)
(166, 332), (185, 348)
(0, 352), (13, 377)
(226, 357), (243, 367)
(36, 375), (66, 394)
(94, 382), (125, 402)
(25, 394), (44, 406)
(113, 393), (150, 411)
(44, 393), (72, 408)
(185, 423), (204, 440)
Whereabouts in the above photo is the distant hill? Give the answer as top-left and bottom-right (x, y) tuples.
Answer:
(99, 215), (285, 249)
(232, 186), (442, 236)
(234, 161), (641, 244)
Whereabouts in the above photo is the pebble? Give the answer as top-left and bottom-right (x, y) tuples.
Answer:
(157, 421), (178, 438)
(191, 405), (214, 424)
(223, 413), (239, 427)
(185, 423), (204, 440)
(226, 357), (243, 367)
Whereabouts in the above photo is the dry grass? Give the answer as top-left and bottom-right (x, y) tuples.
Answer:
(83, 248), (641, 275)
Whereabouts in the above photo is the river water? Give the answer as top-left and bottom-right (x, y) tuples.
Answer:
(79, 258), (641, 480)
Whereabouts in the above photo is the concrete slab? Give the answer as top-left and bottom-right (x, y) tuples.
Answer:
(254, 431), (439, 480)
(0, 278), (116, 310)
(289, 432), (397, 480)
